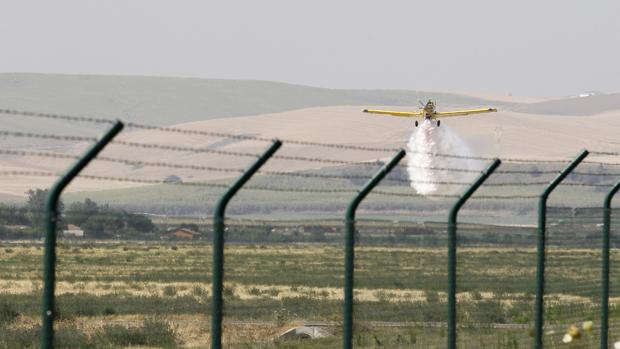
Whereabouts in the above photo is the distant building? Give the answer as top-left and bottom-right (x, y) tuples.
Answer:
(63, 224), (84, 237)
(577, 91), (604, 98)
(160, 228), (200, 240)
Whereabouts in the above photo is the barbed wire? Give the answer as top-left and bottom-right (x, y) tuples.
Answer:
(0, 130), (265, 158)
(0, 170), (548, 199)
(126, 122), (568, 163)
(583, 160), (620, 167)
(0, 130), (98, 143)
(0, 108), (575, 162)
(0, 108), (401, 152)
(0, 171), (227, 188)
(371, 190), (539, 200)
(0, 129), (389, 165)
(0, 148), (386, 181)
(496, 169), (560, 175)
(0, 171), (365, 194)
(500, 158), (570, 164)
(0, 149), (558, 187)
(0, 108), (116, 125)
(572, 171), (620, 177)
(114, 140), (265, 158)
(0, 149), (243, 174)
(0, 139), (608, 188)
(0, 129), (579, 172)
(590, 151), (620, 156)
(563, 182), (615, 188)
(474, 194), (540, 199)
(0, 129), (506, 168)
(126, 122), (406, 153)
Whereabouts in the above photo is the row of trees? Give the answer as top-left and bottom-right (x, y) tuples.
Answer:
(65, 198), (154, 238)
(0, 189), (154, 239)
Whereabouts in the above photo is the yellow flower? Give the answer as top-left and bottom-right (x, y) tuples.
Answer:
(582, 321), (593, 332)
(567, 324), (580, 339)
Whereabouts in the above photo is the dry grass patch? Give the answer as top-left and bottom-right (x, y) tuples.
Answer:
(0, 280), (211, 299)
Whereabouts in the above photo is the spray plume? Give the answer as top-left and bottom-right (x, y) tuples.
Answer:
(407, 120), (483, 196)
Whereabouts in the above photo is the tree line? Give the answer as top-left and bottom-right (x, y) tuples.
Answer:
(0, 189), (154, 239)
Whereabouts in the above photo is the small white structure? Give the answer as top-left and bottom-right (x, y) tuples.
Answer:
(63, 224), (84, 237)
(278, 326), (331, 341)
(578, 91), (603, 98)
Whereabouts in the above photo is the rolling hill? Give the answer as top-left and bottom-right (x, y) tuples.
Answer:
(1, 73), (619, 222)
(0, 73), (509, 127)
(515, 93), (620, 116)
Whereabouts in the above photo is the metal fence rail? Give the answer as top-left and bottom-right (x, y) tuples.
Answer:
(343, 149), (406, 349)
(40, 121), (124, 349)
(211, 140), (282, 349)
(534, 150), (589, 349)
(447, 159), (501, 349)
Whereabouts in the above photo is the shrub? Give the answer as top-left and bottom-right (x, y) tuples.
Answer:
(425, 290), (439, 303)
(267, 288), (280, 297)
(163, 286), (177, 297)
(103, 307), (116, 316)
(273, 307), (295, 326)
(470, 300), (506, 324)
(0, 324), (94, 349)
(223, 286), (235, 299)
(55, 327), (94, 349)
(0, 325), (40, 348)
(0, 302), (19, 326)
(191, 285), (206, 298)
(95, 319), (178, 347)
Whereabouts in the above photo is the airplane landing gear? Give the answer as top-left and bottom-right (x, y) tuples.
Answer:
(436, 120), (441, 127)
(415, 120), (418, 127)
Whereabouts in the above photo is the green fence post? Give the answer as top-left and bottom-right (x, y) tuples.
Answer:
(601, 179), (620, 349)
(534, 149), (588, 349)
(447, 158), (501, 349)
(41, 121), (124, 349)
(211, 140), (281, 349)
(343, 149), (406, 349)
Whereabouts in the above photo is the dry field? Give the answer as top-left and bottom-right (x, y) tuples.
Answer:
(2, 104), (620, 197)
(1, 242), (619, 348)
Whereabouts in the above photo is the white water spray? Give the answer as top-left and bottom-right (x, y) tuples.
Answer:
(407, 120), (483, 196)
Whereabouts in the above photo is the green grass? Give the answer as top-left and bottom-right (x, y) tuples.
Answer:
(1, 242), (618, 348)
(0, 319), (179, 349)
(60, 160), (617, 226)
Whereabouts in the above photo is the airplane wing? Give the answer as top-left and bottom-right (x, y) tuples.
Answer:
(434, 108), (497, 118)
(363, 109), (423, 117)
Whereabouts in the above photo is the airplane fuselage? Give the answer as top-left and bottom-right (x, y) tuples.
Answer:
(422, 103), (436, 120)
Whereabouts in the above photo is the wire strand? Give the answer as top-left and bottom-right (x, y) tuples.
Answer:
(0, 108), (575, 162)
(0, 149), (556, 187)
(0, 129), (498, 167)
(0, 170), (544, 199)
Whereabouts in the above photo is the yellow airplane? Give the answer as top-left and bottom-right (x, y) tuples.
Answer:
(363, 99), (497, 127)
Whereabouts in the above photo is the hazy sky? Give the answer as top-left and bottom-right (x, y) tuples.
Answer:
(2, 0), (619, 96)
